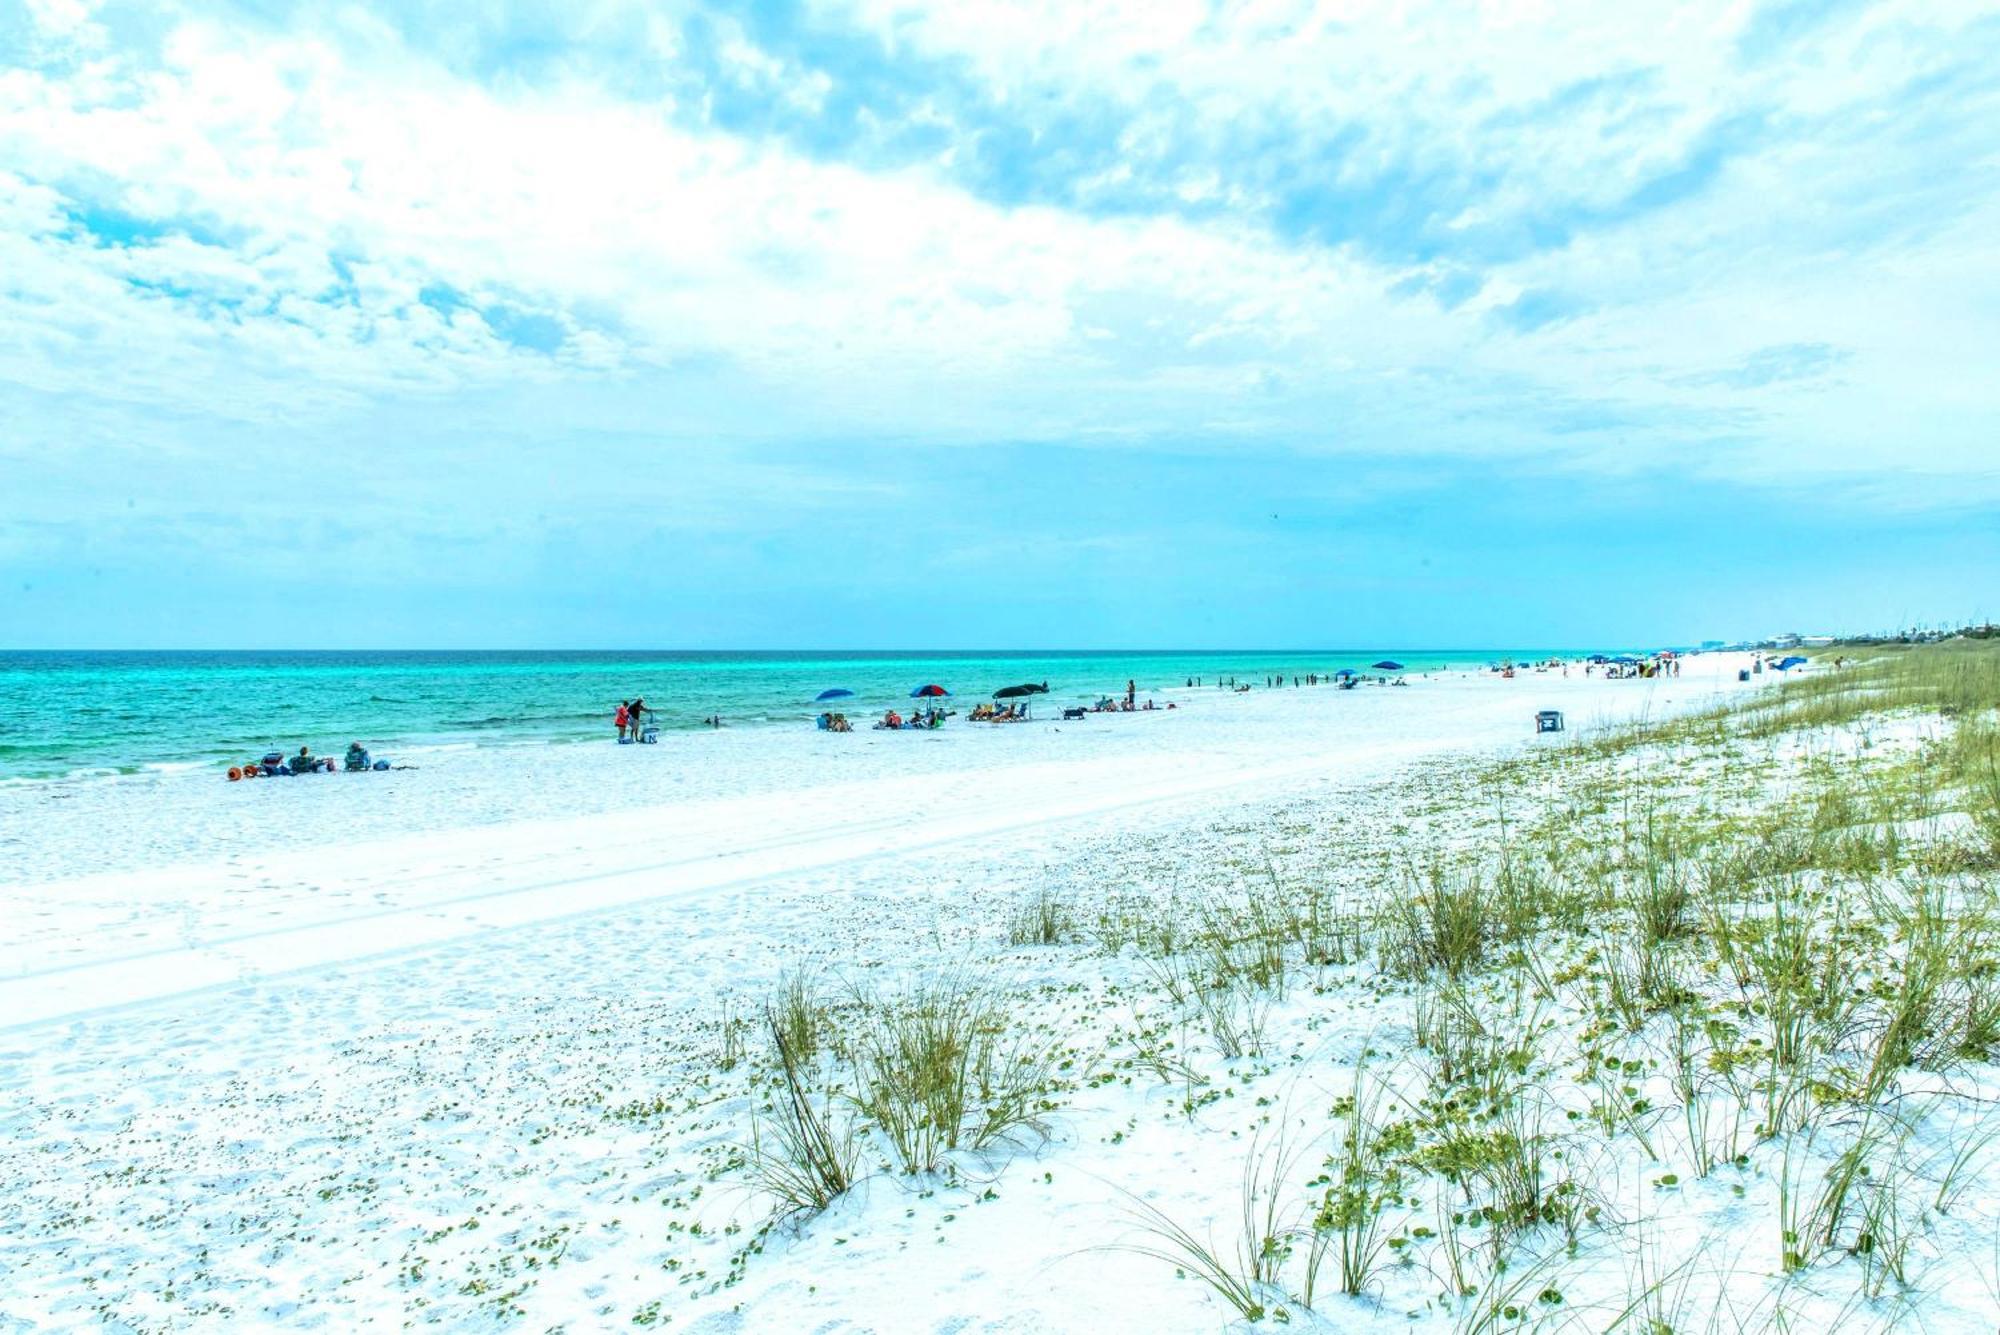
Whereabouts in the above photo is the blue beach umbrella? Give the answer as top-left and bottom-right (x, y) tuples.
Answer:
(1333, 668), (1359, 678)
(1774, 656), (1809, 670)
(1371, 660), (1404, 671)
(815, 688), (855, 701)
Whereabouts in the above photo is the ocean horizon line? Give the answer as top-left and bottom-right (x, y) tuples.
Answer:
(0, 643), (1660, 657)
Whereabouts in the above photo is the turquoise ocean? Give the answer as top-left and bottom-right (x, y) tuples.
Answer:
(0, 649), (1602, 781)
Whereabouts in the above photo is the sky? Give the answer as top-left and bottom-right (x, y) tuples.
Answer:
(1, 0), (1996, 649)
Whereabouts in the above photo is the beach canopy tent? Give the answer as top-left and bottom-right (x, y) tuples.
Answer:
(1611, 656), (1641, 665)
(814, 688), (855, 701)
(1589, 655), (1610, 664)
(910, 684), (951, 698)
(1371, 660), (1405, 671)
(993, 682), (1049, 699)
(1774, 656), (1809, 670)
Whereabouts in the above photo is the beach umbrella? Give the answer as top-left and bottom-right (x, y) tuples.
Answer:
(1333, 668), (1359, 678)
(1371, 660), (1404, 672)
(814, 688), (854, 702)
(1774, 655), (1809, 670)
(910, 684), (950, 698)
(993, 682), (1048, 699)
(1611, 656), (1640, 666)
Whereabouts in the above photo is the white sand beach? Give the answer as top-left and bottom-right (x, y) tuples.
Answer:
(11, 0), (1997, 1325)
(1, 656), (1812, 1331)
(2, 662), (1733, 1030)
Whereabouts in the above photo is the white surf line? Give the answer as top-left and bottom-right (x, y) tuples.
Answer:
(0, 741), (1425, 1035)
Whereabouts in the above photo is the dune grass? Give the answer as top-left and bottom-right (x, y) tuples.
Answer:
(729, 640), (2000, 1326)
(1092, 641), (2000, 1324)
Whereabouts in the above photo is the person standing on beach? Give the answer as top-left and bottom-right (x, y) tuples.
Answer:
(1126, 679), (1136, 707)
(629, 698), (647, 738)
(615, 701), (630, 741)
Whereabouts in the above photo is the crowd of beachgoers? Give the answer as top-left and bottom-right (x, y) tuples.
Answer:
(605, 653), (1728, 746)
(197, 651), (1749, 788)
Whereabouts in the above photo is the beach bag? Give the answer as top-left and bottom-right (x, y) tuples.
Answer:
(373, 759), (389, 770)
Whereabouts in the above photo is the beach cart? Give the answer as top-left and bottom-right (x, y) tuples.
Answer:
(1535, 709), (1565, 734)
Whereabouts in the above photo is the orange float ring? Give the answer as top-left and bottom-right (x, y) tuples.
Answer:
(228, 766), (242, 781)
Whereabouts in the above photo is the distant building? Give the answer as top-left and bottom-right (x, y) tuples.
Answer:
(1700, 640), (1724, 652)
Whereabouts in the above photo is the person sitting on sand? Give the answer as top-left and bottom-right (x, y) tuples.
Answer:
(882, 709), (903, 729)
(830, 713), (851, 732)
(293, 745), (317, 773)
(345, 742), (370, 771)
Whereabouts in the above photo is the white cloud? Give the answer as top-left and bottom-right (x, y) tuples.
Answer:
(0, 0), (1995, 506)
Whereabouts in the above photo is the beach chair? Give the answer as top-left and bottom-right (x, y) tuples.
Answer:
(1536, 710), (1565, 734)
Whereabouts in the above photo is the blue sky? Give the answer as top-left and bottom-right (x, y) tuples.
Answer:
(2, 0), (1996, 648)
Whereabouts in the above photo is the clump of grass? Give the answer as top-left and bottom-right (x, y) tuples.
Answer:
(1740, 875), (1849, 1069)
(1416, 1101), (1564, 1260)
(1306, 1061), (1408, 1301)
(1413, 975), (1544, 1107)
(752, 997), (860, 1219)
(1007, 887), (1075, 946)
(1190, 879), (1298, 995)
(1599, 938), (1688, 1031)
(1384, 864), (1492, 978)
(1094, 892), (1189, 956)
(770, 969), (822, 1065)
(1666, 1004), (1749, 1178)
(1117, 1134), (1300, 1323)
(851, 976), (1060, 1173)
(1629, 842), (1692, 946)
(1292, 878), (1369, 965)
(1192, 973), (1273, 1060)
